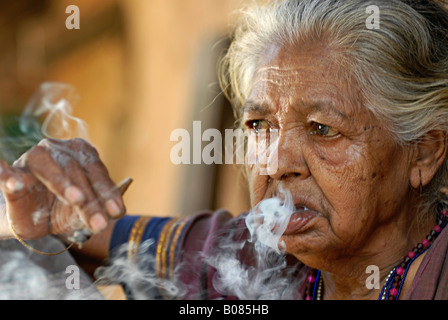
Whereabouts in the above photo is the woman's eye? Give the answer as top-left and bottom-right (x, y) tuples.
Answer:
(246, 120), (270, 134)
(310, 122), (340, 137)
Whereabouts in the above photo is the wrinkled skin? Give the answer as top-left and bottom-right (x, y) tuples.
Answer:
(0, 41), (446, 300)
(243, 42), (445, 299)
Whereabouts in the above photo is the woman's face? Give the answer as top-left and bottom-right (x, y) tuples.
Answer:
(244, 43), (416, 268)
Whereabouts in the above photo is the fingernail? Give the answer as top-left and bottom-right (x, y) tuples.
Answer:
(6, 177), (24, 193)
(105, 199), (122, 217)
(89, 213), (107, 232)
(65, 186), (84, 204)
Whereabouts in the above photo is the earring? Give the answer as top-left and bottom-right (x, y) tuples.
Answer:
(440, 187), (448, 196)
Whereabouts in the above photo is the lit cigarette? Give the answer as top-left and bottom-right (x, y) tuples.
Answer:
(118, 177), (133, 196)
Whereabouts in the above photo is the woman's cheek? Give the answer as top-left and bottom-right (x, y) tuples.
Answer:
(307, 144), (373, 210)
(245, 134), (275, 205)
(246, 166), (269, 206)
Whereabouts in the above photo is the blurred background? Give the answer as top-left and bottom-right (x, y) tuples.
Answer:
(0, 0), (252, 221)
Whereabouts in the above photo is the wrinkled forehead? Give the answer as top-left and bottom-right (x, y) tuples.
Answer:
(256, 41), (328, 69)
(247, 43), (362, 115)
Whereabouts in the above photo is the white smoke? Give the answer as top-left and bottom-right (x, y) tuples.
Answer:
(0, 237), (103, 300)
(94, 239), (188, 300)
(204, 185), (304, 300)
(19, 82), (89, 142)
(94, 186), (305, 300)
(0, 82), (89, 165)
(245, 184), (294, 254)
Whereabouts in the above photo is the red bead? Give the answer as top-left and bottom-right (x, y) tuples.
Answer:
(305, 295), (312, 300)
(396, 267), (404, 275)
(408, 251), (415, 259)
(441, 209), (448, 216)
(422, 239), (429, 247)
(307, 275), (315, 283)
(434, 225), (442, 233)
(389, 288), (398, 296)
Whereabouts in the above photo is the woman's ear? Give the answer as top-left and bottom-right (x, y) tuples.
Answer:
(409, 130), (448, 189)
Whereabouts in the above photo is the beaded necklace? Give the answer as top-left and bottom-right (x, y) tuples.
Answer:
(304, 207), (448, 300)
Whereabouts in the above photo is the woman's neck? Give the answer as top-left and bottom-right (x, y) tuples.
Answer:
(318, 211), (435, 300)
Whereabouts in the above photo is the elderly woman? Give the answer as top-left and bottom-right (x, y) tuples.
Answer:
(1, 0), (448, 300)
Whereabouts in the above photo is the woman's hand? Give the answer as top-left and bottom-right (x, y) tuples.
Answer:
(0, 138), (126, 240)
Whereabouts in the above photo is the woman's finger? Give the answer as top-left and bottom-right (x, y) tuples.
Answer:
(0, 160), (51, 238)
(0, 160), (26, 195)
(22, 145), (108, 234)
(58, 138), (126, 219)
(82, 159), (126, 219)
(38, 138), (124, 227)
(42, 150), (109, 234)
(24, 145), (85, 206)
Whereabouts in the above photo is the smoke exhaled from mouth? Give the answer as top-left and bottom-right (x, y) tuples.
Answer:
(245, 184), (295, 254)
(204, 185), (303, 299)
(95, 185), (304, 300)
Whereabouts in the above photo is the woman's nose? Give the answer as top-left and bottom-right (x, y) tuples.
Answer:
(268, 133), (311, 182)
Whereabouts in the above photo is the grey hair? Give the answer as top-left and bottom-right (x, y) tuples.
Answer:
(219, 0), (448, 215)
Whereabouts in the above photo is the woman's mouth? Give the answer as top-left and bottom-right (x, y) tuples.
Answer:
(283, 206), (319, 235)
